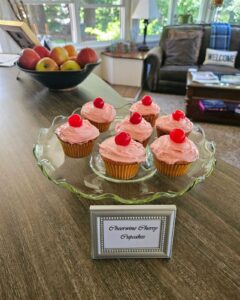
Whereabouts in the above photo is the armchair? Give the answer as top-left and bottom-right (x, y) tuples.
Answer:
(144, 24), (240, 95)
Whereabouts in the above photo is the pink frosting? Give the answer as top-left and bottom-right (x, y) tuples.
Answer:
(115, 117), (153, 142)
(99, 136), (146, 163)
(130, 100), (160, 116)
(155, 115), (193, 133)
(56, 119), (99, 144)
(150, 135), (199, 164)
(81, 101), (116, 123)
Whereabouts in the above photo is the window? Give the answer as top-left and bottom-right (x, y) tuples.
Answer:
(133, 0), (169, 42)
(24, 0), (124, 45)
(26, 3), (72, 44)
(140, 0), (169, 37)
(79, 1), (124, 42)
(214, 0), (240, 24)
(175, 0), (201, 24)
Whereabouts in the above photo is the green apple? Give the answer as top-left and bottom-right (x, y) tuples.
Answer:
(60, 60), (81, 71)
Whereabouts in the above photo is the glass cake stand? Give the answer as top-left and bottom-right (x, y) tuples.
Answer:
(33, 106), (216, 204)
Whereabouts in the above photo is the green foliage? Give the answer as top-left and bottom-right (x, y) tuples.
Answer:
(43, 4), (70, 33)
(216, 0), (240, 24)
(80, 6), (120, 41)
(85, 20), (120, 41)
(177, 0), (200, 22)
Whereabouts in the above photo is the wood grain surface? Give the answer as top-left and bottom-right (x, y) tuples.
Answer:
(0, 67), (239, 300)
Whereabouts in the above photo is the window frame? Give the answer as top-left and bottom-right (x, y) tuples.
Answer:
(23, 0), (126, 47)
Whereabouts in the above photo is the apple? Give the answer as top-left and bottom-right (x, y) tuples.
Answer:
(64, 44), (77, 57)
(68, 56), (78, 62)
(50, 47), (68, 66)
(77, 47), (98, 68)
(35, 57), (59, 71)
(60, 60), (81, 71)
(33, 45), (50, 58)
(19, 48), (41, 70)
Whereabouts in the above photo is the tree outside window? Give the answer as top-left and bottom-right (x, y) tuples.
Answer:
(26, 4), (72, 44)
(214, 0), (240, 24)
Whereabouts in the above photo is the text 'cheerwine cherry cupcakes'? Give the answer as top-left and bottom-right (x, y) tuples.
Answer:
(80, 97), (116, 132)
(150, 128), (199, 176)
(55, 114), (99, 158)
(115, 112), (153, 147)
(130, 95), (160, 126)
(155, 110), (193, 137)
(99, 131), (146, 180)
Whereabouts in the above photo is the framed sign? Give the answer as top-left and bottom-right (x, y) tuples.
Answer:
(90, 205), (176, 259)
(0, 20), (40, 49)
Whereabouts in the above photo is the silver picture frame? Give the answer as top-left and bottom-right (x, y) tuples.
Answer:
(90, 205), (176, 259)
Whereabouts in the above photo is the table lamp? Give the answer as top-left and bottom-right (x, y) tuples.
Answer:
(132, 0), (159, 51)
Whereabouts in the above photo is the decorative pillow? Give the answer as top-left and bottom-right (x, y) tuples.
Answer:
(168, 29), (203, 62)
(168, 29), (203, 41)
(203, 48), (238, 67)
(164, 37), (200, 66)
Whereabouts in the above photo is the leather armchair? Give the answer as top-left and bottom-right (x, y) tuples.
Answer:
(144, 24), (240, 95)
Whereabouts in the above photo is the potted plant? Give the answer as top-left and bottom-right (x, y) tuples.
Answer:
(213, 0), (224, 6)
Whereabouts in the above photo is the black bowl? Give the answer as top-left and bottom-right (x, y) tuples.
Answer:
(17, 60), (101, 90)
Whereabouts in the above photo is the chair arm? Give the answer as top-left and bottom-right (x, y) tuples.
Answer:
(144, 46), (163, 91)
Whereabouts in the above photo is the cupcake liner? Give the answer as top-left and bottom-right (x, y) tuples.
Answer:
(143, 114), (158, 127)
(140, 137), (150, 148)
(156, 128), (169, 137)
(58, 137), (96, 158)
(88, 120), (111, 133)
(153, 156), (191, 177)
(102, 157), (139, 179)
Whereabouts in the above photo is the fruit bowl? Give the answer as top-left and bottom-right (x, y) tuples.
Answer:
(33, 106), (216, 204)
(17, 60), (101, 90)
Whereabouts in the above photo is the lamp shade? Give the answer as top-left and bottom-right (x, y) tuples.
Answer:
(132, 0), (159, 20)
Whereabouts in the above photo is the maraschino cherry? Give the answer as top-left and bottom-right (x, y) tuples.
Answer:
(170, 128), (186, 143)
(130, 112), (142, 124)
(93, 97), (104, 109)
(68, 114), (83, 127)
(172, 110), (185, 121)
(115, 132), (131, 146)
(142, 95), (152, 106)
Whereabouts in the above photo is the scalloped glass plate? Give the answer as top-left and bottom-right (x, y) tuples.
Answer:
(33, 106), (216, 204)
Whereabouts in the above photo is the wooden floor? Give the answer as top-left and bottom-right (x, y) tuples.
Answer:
(110, 84), (141, 99)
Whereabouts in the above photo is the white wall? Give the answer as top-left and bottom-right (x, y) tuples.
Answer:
(0, 0), (22, 53)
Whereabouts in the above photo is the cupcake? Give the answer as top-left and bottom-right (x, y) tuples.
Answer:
(115, 112), (153, 147)
(81, 97), (116, 132)
(150, 129), (199, 177)
(130, 95), (160, 126)
(99, 131), (146, 179)
(155, 110), (193, 137)
(55, 114), (99, 158)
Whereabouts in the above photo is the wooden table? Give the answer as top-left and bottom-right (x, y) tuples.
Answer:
(0, 67), (240, 300)
(186, 71), (240, 126)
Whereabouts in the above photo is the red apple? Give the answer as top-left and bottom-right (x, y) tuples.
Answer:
(33, 45), (50, 58)
(35, 57), (59, 71)
(50, 47), (69, 66)
(77, 47), (98, 68)
(19, 48), (41, 70)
